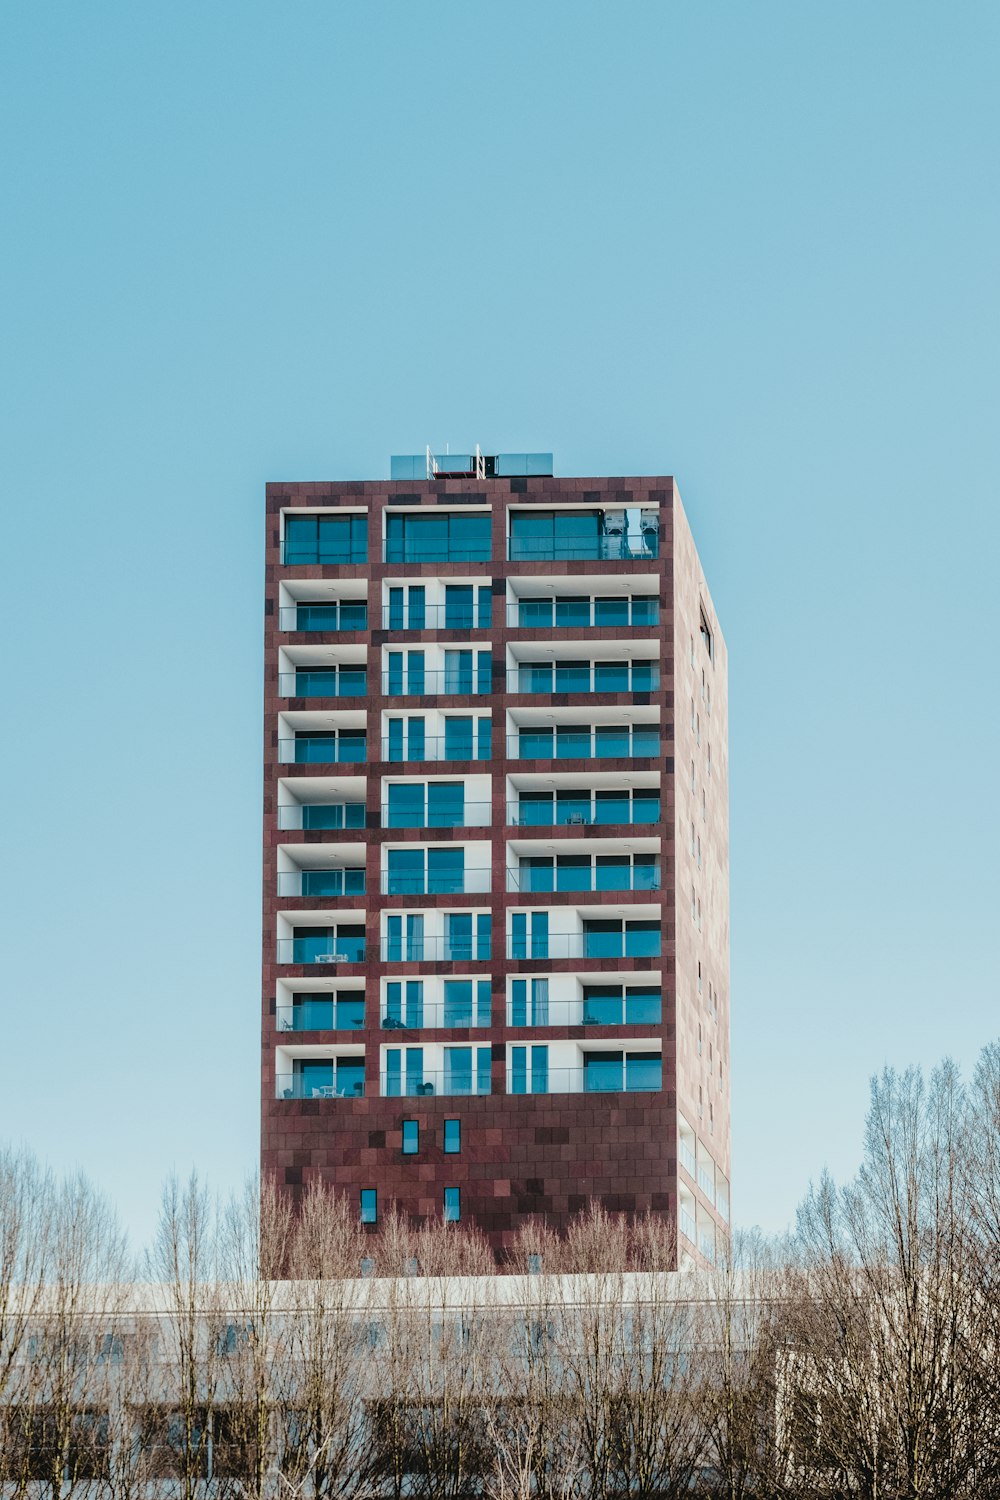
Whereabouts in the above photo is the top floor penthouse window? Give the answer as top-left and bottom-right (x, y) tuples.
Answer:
(508, 508), (659, 562)
(283, 514), (368, 566)
(385, 512), (492, 564)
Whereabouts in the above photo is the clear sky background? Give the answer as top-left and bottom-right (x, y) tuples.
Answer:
(1, 1), (998, 1254)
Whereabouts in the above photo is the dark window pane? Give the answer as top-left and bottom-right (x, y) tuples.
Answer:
(594, 661), (629, 693)
(555, 596), (591, 628)
(594, 596), (629, 627)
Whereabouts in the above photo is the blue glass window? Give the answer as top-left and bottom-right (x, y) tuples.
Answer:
(427, 846), (465, 894)
(284, 514), (367, 566)
(402, 1120), (419, 1155)
(625, 987), (661, 1025)
(301, 802), (365, 831)
(631, 727), (660, 757)
(554, 660), (590, 694)
(593, 791), (628, 825)
(290, 994), (333, 1030)
(511, 912), (548, 960)
(294, 1059), (333, 1097)
(594, 856), (630, 892)
(445, 717), (473, 760)
(555, 792), (590, 825)
(444, 1187), (461, 1223)
(295, 731), (367, 766)
(556, 856), (591, 892)
(594, 725), (629, 759)
(632, 854), (660, 891)
(406, 1048), (425, 1096)
(626, 1053), (661, 1092)
(631, 661), (657, 692)
(384, 1049), (402, 1095)
(555, 596), (591, 628)
(386, 848), (425, 895)
(444, 981), (473, 1027)
(292, 928), (332, 964)
(387, 783), (426, 827)
(445, 1047), (472, 1095)
(444, 1118), (461, 1154)
(583, 986), (623, 1026)
(594, 661), (629, 693)
(388, 588), (405, 630)
(519, 662), (552, 694)
(428, 782), (465, 827)
(476, 914), (491, 961)
(584, 1052), (623, 1093)
(445, 913), (471, 962)
(632, 792), (660, 823)
(510, 1045), (548, 1094)
(518, 598), (554, 627)
(360, 1189), (377, 1224)
(301, 867), (365, 898)
(520, 858), (554, 894)
(387, 719), (404, 762)
(517, 793), (553, 827)
(556, 725), (590, 759)
(594, 596), (628, 627)
(519, 727), (553, 759)
(631, 596), (659, 625)
(444, 651), (473, 694)
(408, 586), (426, 629)
(477, 587), (492, 628)
(445, 586), (474, 629)
(476, 717), (491, 761)
(385, 513), (491, 564)
(508, 511), (600, 561)
(335, 994), (364, 1029)
(336, 1059), (365, 1097)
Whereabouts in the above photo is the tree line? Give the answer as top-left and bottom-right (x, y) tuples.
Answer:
(3, 1042), (1000, 1497)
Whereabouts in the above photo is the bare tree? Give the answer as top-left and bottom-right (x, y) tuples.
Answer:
(144, 1171), (225, 1497)
(786, 1062), (981, 1500)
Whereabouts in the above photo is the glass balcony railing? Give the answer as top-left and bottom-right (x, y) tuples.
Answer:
(278, 802), (366, 831)
(381, 868), (491, 896)
(506, 800), (661, 828)
(679, 1140), (697, 1177)
(380, 937), (492, 963)
(384, 541), (492, 565)
(278, 671), (367, 699)
(380, 736), (492, 763)
(279, 604), (368, 632)
(381, 671), (491, 696)
(507, 731), (660, 761)
(276, 1002), (365, 1033)
(506, 1062), (662, 1095)
(506, 932), (662, 961)
(507, 535), (659, 563)
(379, 1069), (492, 1098)
(381, 1002), (492, 1031)
(281, 541), (367, 566)
(277, 869), (366, 898)
(278, 738), (367, 765)
(276, 1072), (366, 1100)
(381, 604), (493, 630)
(507, 998), (662, 1028)
(276, 939), (366, 965)
(507, 864), (661, 895)
(680, 1207), (697, 1242)
(506, 666), (659, 695)
(382, 801), (491, 829)
(506, 601), (660, 630)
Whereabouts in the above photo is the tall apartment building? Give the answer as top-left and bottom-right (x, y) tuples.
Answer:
(262, 451), (730, 1262)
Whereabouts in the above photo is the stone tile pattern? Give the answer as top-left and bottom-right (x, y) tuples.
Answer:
(261, 474), (730, 1259)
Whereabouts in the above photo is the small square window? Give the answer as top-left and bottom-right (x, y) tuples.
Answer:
(444, 1187), (461, 1223)
(360, 1189), (377, 1225)
(444, 1118), (461, 1154)
(402, 1120), (419, 1155)
(360, 1256), (375, 1277)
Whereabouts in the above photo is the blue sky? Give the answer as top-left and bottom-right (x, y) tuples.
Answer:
(1, 1), (998, 1251)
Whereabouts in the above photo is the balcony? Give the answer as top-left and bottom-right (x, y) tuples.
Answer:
(507, 992), (662, 1028)
(381, 734), (492, 764)
(381, 603), (492, 631)
(506, 664), (659, 695)
(507, 511), (659, 563)
(381, 868), (491, 897)
(507, 729), (660, 761)
(384, 514), (492, 565)
(505, 1060), (662, 1095)
(507, 797), (660, 828)
(276, 1070), (366, 1100)
(381, 1001), (492, 1031)
(381, 670), (491, 697)
(507, 860), (661, 895)
(506, 928), (662, 961)
(380, 936), (492, 963)
(279, 602), (368, 632)
(278, 801), (366, 831)
(277, 868), (366, 898)
(382, 801), (491, 829)
(279, 736), (367, 765)
(279, 670), (367, 699)
(277, 937), (366, 965)
(379, 1068), (491, 1098)
(506, 598), (660, 629)
(276, 998), (365, 1032)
